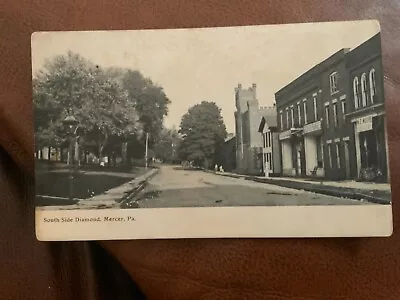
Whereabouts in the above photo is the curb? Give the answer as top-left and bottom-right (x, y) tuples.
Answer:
(250, 177), (390, 205)
(208, 170), (390, 205)
(119, 168), (160, 208)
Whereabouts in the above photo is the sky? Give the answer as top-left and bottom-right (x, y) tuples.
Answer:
(31, 20), (380, 134)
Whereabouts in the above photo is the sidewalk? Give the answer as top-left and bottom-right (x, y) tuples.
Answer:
(212, 171), (391, 204)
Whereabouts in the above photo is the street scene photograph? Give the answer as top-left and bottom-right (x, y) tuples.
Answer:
(32, 21), (392, 216)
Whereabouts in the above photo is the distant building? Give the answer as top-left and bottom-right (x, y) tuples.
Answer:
(258, 111), (281, 176)
(234, 83), (275, 175)
(222, 135), (236, 172)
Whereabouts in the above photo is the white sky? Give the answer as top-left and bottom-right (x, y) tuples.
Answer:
(31, 20), (380, 133)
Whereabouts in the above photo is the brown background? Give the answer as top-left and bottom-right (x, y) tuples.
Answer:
(1, 1), (400, 299)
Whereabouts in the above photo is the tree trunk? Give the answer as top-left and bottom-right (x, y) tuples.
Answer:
(121, 142), (128, 166)
(47, 146), (51, 160)
(98, 144), (102, 161)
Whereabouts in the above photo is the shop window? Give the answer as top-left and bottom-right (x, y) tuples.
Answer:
(359, 130), (378, 169)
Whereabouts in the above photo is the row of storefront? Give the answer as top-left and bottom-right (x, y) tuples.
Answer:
(260, 32), (389, 182)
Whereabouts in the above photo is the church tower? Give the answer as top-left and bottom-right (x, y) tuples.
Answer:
(234, 83), (260, 173)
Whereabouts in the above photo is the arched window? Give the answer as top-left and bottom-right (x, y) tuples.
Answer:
(369, 68), (376, 103)
(361, 73), (368, 107)
(353, 77), (360, 109)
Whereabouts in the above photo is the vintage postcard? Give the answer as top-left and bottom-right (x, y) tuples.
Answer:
(33, 20), (393, 241)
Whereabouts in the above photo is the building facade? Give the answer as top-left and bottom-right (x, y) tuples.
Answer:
(275, 50), (350, 178)
(258, 113), (281, 176)
(234, 83), (276, 175)
(222, 135), (236, 172)
(345, 33), (388, 182)
(274, 32), (388, 182)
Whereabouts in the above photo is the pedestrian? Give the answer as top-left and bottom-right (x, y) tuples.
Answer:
(219, 165), (224, 173)
(214, 164), (218, 172)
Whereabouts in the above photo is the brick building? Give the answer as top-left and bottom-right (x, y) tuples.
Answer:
(275, 32), (388, 182)
(275, 49), (350, 178)
(345, 33), (388, 182)
(234, 83), (275, 175)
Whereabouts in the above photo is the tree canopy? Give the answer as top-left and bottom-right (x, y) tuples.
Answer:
(178, 101), (227, 168)
(33, 51), (171, 162)
(153, 127), (182, 163)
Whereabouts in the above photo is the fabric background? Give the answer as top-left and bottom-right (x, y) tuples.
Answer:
(1, 1), (399, 299)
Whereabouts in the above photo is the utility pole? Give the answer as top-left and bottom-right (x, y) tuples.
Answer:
(145, 132), (149, 170)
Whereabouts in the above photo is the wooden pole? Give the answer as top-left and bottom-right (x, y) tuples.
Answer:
(145, 132), (149, 170)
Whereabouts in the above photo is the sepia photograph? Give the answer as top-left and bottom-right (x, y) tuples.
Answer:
(32, 20), (393, 241)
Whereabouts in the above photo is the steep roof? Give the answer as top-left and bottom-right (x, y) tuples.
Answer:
(258, 112), (278, 132)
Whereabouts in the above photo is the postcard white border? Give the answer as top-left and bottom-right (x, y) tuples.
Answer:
(36, 205), (393, 241)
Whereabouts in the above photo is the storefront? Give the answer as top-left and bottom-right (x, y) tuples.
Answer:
(303, 120), (324, 177)
(279, 129), (305, 177)
(352, 111), (387, 182)
(279, 130), (293, 176)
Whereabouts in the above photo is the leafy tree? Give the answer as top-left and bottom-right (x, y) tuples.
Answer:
(153, 128), (182, 163)
(178, 101), (227, 168)
(108, 69), (171, 146)
(33, 51), (141, 160)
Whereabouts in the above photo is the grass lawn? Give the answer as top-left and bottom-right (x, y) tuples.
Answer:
(35, 167), (147, 201)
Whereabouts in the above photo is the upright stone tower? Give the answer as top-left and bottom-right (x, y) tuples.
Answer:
(234, 83), (261, 174)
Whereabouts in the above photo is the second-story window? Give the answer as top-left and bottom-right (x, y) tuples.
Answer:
(361, 73), (368, 107)
(313, 96), (317, 121)
(263, 133), (266, 148)
(297, 103), (301, 125)
(303, 99), (308, 124)
(325, 104), (330, 128)
(330, 72), (339, 95)
(290, 106), (294, 128)
(369, 68), (376, 103)
(279, 111), (283, 130)
(353, 76), (361, 109)
(268, 132), (272, 148)
(286, 108), (289, 130)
